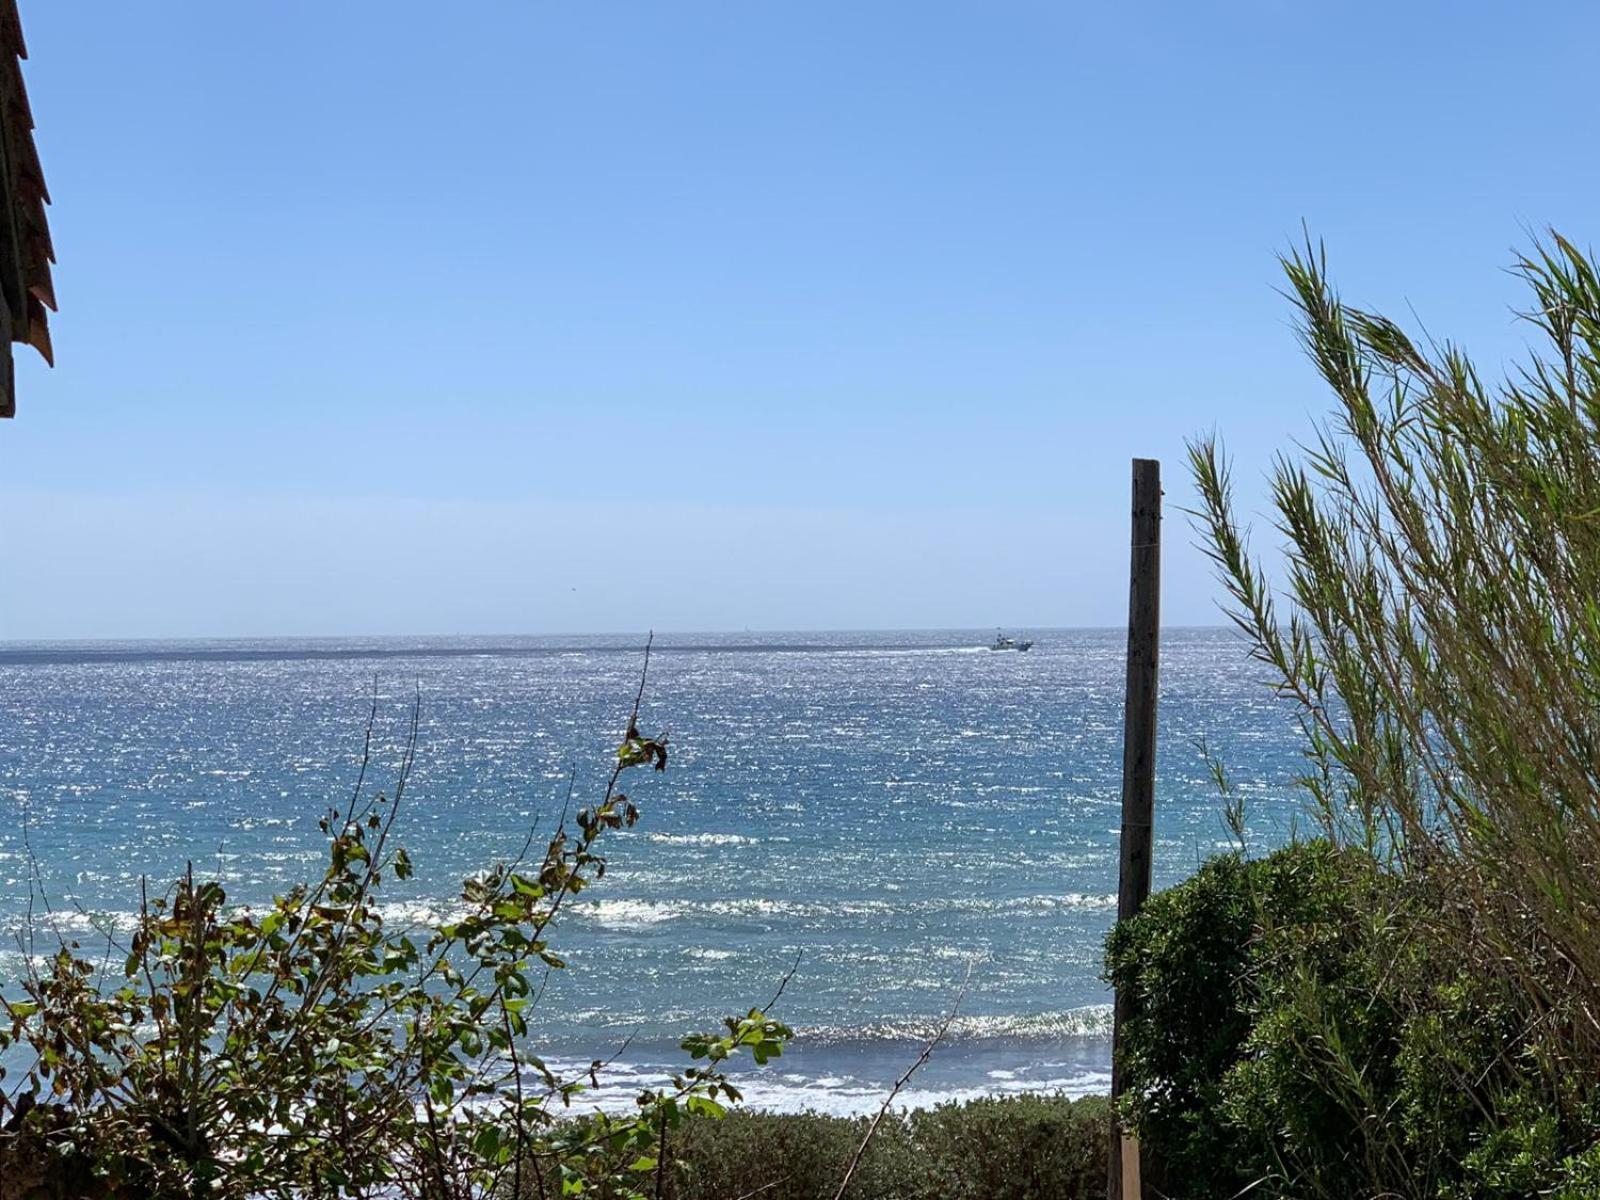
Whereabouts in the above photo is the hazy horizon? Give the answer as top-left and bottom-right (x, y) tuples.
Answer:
(0, 623), (1234, 646)
(5, 3), (1596, 639)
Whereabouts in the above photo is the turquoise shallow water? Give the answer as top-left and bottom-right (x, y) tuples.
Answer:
(0, 628), (1303, 1112)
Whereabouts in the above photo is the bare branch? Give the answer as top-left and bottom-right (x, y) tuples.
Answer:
(831, 963), (972, 1200)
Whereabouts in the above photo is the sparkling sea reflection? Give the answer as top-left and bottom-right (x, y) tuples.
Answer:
(0, 628), (1304, 1112)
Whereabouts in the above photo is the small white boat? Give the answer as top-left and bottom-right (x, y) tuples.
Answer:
(989, 631), (1034, 652)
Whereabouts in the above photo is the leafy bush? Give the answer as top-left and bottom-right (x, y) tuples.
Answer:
(1138, 232), (1600, 1197)
(0, 665), (792, 1199)
(1104, 841), (1357, 1197)
(528, 1094), (1107, 1200)
(1108, 839), (1600, 1199)
(668, 1106), (922, 1199)
(904, 1093), (1108, 1199)
(1192, 232), (1600, 1114)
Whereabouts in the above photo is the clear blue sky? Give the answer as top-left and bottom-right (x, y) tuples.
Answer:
(3, 1), (1596, 638)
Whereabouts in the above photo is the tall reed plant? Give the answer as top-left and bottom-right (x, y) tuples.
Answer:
(1192, 233), (1600, 1121)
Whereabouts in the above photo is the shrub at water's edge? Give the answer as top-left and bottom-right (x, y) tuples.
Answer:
(516, 1094), (1109, 1200)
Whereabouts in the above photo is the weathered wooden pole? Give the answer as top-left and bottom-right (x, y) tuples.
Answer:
(1109, 457), (1161, 1200)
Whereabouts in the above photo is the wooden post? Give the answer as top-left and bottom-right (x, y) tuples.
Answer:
(1109, 458), (1161, 1200)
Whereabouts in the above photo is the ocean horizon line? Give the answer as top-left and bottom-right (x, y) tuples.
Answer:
(0, 626), (1237, 667)
(0, 624), (1234, 645)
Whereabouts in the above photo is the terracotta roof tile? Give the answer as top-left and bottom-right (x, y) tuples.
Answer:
(0, 0), (52, 414)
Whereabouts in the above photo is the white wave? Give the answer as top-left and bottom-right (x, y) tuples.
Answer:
(645, 833), (758, 847)
(579, 898), (680, 929)
(992, 892), (1116, 914)
(1, 908), (141, 937)
(578, 896), (824, 929)
(807, 1005), (1114, 1044)
(375, 899), (470, 927)
(3, 898), (500, 942)
(568, 891), (1114, 932)
(532, 1055), (1109, 1117)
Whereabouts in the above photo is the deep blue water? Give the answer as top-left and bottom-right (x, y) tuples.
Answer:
(0, 629), (1304, 1112)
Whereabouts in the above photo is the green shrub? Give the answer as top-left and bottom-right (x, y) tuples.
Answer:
(528, 1095), (1109, 1200)
(669, 1108), (924, 1199)
(1108, 838), (1600, 1199)
(906, 1093), (1108, 1199)
(1105, 841), (1364, 1198)
(1191, 232), (1600, 1174)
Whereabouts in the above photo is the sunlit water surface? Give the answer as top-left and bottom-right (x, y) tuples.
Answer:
(0, 629), (1304, 1113)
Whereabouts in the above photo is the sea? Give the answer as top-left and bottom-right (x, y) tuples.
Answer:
(0, 628), (1305, 1115)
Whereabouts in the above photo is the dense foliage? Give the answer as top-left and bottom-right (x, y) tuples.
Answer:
(1152, 234), (1600, 1196)
(0, 667), (792, 1199)
(1194, 234), (1600, 1093)
(1105, 842), (1350, 1196)
(529, 1094), (1107, 1200)
(1108, 842), (1600, 1199)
